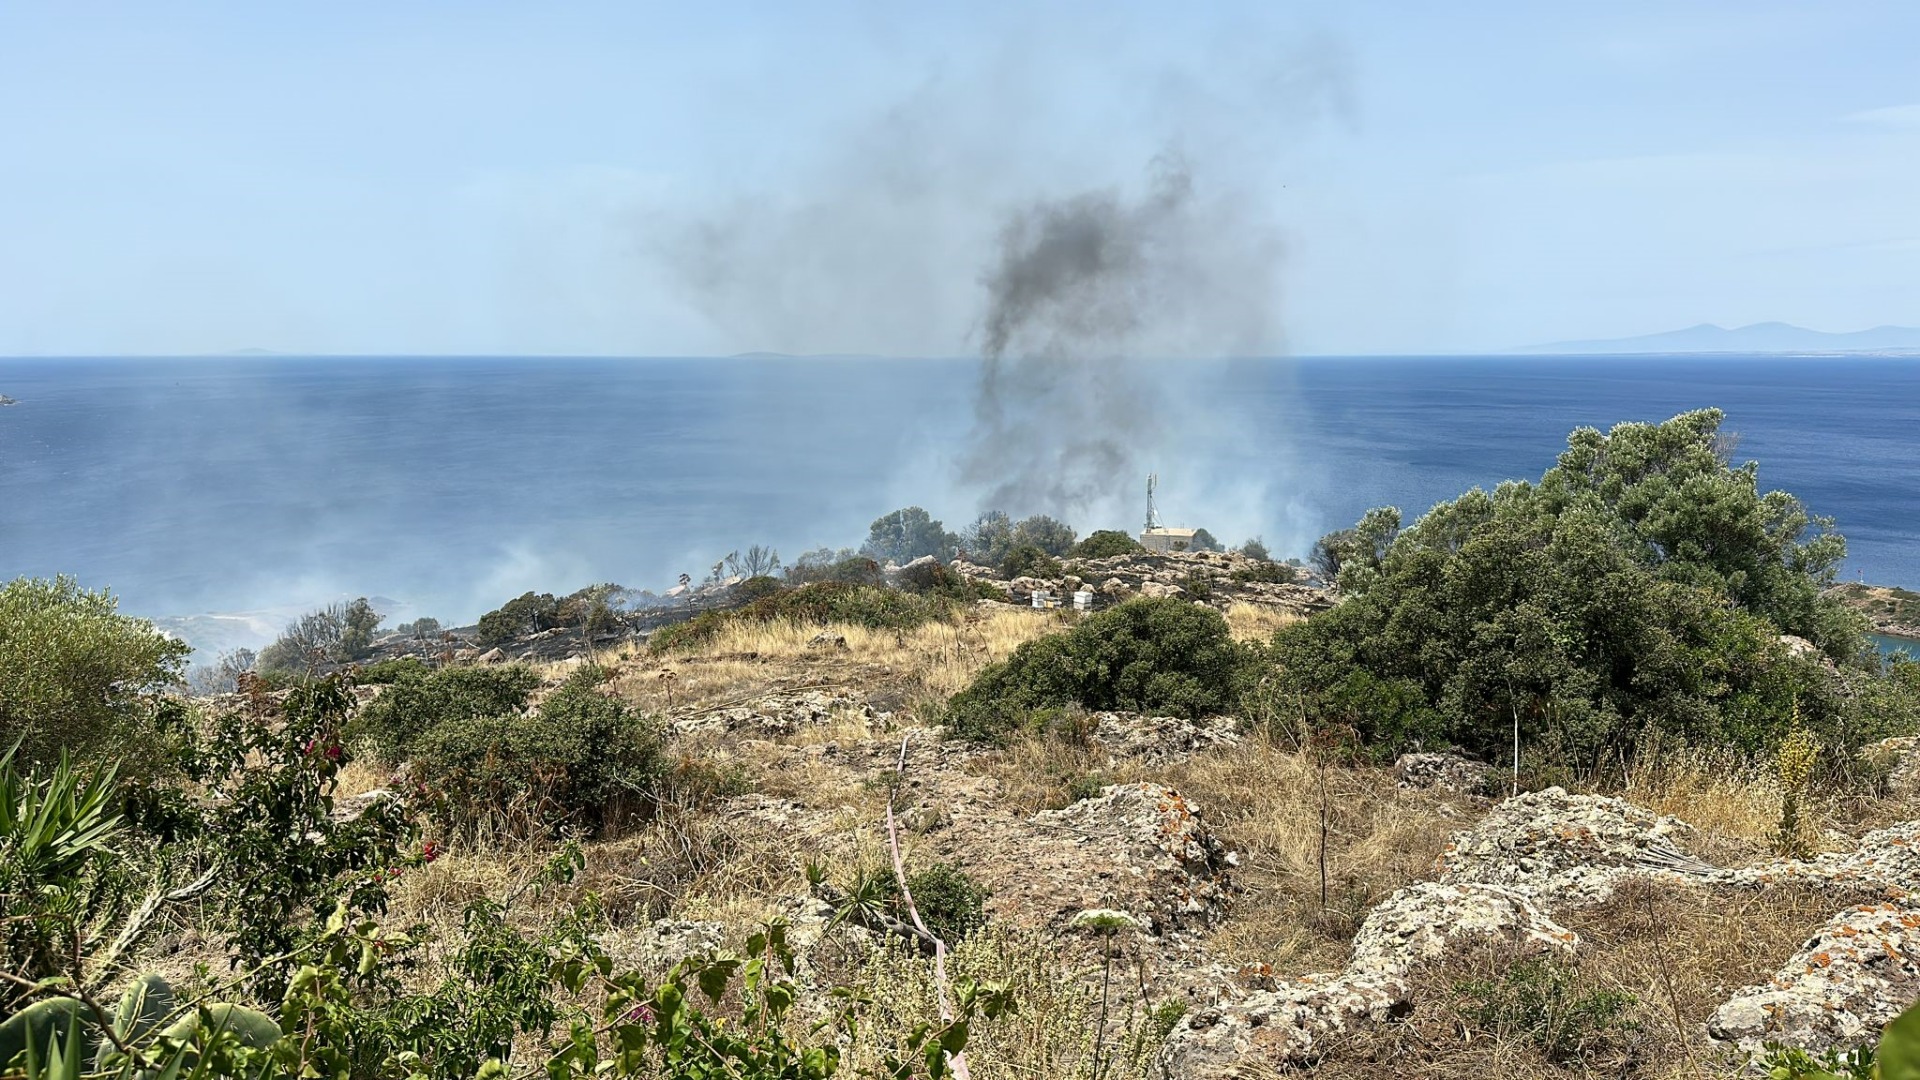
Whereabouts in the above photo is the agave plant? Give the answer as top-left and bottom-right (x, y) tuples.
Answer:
(0, 973), (281, 1078)
(0, 743), (125, 991)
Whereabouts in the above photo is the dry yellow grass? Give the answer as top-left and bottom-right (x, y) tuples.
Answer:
(974, 728), (1468, 974)
(1309, 877), (1878, 1080)
(1224, 601), (1301, 642)
(609, 605), (1060, 719)
(1613, 747), (1784, 864)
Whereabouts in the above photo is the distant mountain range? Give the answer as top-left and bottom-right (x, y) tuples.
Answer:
(1516, 322), (1920, 355)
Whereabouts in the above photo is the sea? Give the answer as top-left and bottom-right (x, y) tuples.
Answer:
(2, 354), (1917, 654)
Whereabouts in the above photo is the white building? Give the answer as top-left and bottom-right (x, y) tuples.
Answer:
(1139, 527), (1200, 554)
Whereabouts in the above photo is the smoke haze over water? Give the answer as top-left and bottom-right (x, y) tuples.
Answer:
(643, 30), (1345, 530)
(964, 154), (1285, 517)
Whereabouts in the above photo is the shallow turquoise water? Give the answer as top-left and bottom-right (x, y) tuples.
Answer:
(1873, 632), (1920, 660)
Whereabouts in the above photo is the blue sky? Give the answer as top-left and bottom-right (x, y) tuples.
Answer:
(3, 2), (1917, 356)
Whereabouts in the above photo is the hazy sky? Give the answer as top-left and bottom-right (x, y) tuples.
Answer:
(3, 2), (1917, 356)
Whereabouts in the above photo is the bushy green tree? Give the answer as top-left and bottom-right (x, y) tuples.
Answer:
(1309, 507), (1401, 591)
(962, 510), (1015, 564)
(1000, 544), (1063, 580)
(1238, 537), (1272, 561)
(0, 577), (189, 772)
(862, 507), (958, 564)
(1070, 530), (1146, 560)
(354, 664), (543, 763)
(414, 666), (662, 836)
(1011, 515), (1076, 556)
(475, 591), (565, 646)
(339, 598), (382, 660)
(947, 597), (1252, 742)
(1275, 410), (1880, 768)
(1189, 528), (1222, 553)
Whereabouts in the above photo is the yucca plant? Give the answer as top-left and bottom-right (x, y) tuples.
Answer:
(0, 743), (127, 995)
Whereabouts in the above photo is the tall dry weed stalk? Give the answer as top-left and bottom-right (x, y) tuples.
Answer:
(1775, 725), (1820, 860)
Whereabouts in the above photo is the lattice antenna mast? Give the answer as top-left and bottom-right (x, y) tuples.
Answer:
(1145, 473), (1161, 532)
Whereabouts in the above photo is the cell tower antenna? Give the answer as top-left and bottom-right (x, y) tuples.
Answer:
(1145, 473), (1160, 532)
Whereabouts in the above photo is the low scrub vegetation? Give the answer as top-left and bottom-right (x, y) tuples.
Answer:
(651, 580), (955, 654)
(945, 597), (1253, 742)
(1068, 529), (1144, 560)
(414, 665), (663, 837)
(353, 663), (542, 763)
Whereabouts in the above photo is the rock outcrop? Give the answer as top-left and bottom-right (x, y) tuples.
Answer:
(939, 783), (1237, 941)
(1710, 902), (1920, 1052)
(950, 550), (1331, 617)
(1161, 783), (1920, 1077)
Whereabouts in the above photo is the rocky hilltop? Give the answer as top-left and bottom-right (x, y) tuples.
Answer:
(1832, 581), (1920, 639)
(261, 589), (1920, 1079)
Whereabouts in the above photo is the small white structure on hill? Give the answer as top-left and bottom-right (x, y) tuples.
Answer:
(1137, 474), (1201, 552)
(1140, 527), (1199, 554)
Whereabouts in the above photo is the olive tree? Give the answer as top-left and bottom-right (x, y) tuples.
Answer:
(0, 576), (190, 771)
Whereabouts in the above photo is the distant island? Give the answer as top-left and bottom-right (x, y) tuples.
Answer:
(0, 394), (17, 406)
(1516, 322), (1920, 355)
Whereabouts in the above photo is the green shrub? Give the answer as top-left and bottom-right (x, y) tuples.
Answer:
(1275, 410), (1903, 768)
(474, 591), (571, 646)
(651, 582), (954, 655)
(1230, 561), (1296, 585)
(859, 862), (990, 945)
(353, 664), (542, 763)
(414, 666), (662, 837)
(1000, 544), (1062, 580)
(904, 863), (989, 943)
(894, 559), (1002, 601)
(946, 597), (1252, 742)
(1070, 530), (1145, 560)
(0, 576), (189, 775)
(786, 550), (885, 586)
(732, 575), (785, 603)
(354, 656), (429, 684)
(1452, 957), (1635, 1063)
(1237, 537), (1271, 561)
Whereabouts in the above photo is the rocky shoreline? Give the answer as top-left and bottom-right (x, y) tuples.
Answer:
(1831, 581), (1920, 639)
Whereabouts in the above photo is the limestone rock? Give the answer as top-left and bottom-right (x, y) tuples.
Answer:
(673, 690), (874, 736)
(1393, 752), (1495, 794)
(1092, 712), (1242, 766)
(1710, 902), (1920, 1053)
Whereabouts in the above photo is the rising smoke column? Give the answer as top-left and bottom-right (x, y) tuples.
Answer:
(962, 155), (1283, 518)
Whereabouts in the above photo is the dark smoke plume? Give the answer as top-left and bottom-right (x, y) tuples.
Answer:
(962, 155), (1282, 517)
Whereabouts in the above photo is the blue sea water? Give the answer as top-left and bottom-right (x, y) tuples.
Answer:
(1, 355), (1916, 632)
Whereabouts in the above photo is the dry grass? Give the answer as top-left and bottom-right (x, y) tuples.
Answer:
(1308, 878), (1879, 1080)
(609, 606), (1060, 721)
(1613, 747), (1785, 865)
(817, 925), (1179, 1080)
(1224, 601), (1302, 642)
(1165, 736), (1468, 975)
(974, 729), (1469, 976)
